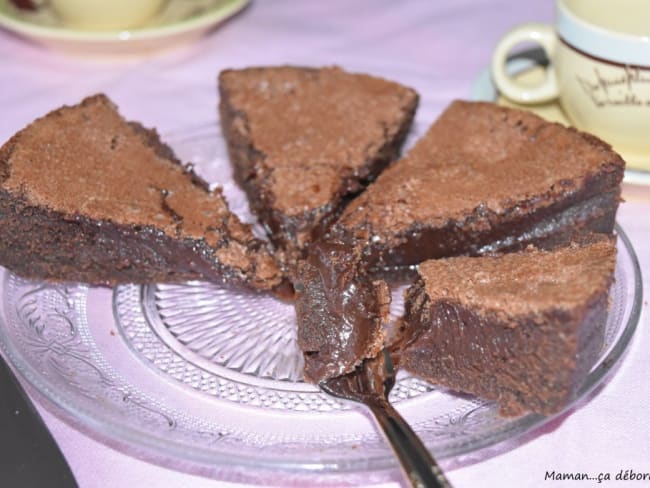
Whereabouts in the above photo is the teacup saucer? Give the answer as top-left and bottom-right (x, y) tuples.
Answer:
(471, 53), (650, 186)
(0, 0), (250, 54)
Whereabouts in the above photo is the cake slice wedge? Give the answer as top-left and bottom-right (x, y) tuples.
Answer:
(219, 66), (418, 261)
(398, 237), (617, 416)
(0, 94), (283, 290)
(333, 100), (625, 269)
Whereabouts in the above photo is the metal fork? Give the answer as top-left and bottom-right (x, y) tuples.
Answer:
(320, 349), (452, 488)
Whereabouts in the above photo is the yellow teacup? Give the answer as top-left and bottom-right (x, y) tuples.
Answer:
(492, 0), (650, 168)
(51, 0), (167, 31)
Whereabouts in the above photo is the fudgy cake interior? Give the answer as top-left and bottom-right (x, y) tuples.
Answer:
(335, 100), (624, 268)
(0, 94), (283, 289)
(295, 236), (390, 382)
(399, 238), (617, 416)
(219, 66), (418, 262)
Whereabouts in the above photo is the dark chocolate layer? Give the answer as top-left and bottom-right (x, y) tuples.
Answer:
(357, 181), (620, 271)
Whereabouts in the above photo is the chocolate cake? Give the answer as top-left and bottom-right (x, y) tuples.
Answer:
(398, 238), (617, 416)
(295, 100), (624, 384)
(219, 66), (418, 261)
(333, 100), (625, 269)
(0, 95), (283, 290)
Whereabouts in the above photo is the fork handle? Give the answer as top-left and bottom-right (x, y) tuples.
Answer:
(368, 400), (452, 488)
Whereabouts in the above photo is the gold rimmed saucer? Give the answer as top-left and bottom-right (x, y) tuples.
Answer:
(0, 0), (250, 54)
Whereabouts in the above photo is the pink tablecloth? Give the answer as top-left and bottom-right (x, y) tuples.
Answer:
(1, 1), (649, 486)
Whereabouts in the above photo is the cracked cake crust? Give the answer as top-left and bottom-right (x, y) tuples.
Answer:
(219, 66), (419, 262)
(0, 94), (284, 289)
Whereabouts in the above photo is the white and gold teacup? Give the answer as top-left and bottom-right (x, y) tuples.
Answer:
(492, 0), (650, 169)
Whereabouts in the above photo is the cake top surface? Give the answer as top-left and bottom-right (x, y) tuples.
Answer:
(417, 238), (617, 320)
(1, 95), (233, 241)
(339, 100), (625, 235)
(219, 66), (418, 216)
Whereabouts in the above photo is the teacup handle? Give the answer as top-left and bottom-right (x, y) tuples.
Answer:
(491, 23), (559, 104)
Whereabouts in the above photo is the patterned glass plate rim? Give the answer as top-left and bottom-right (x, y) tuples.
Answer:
(0, 121), (643, 484)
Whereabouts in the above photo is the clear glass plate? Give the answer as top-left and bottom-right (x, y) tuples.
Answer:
(0, 124), (642, 485)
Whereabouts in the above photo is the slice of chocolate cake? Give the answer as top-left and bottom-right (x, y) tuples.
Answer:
(333, 100), (625, 269)
(0, 95), (283, 290)
(219, 66), (418, 261)
(399, 238), (617, 416)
